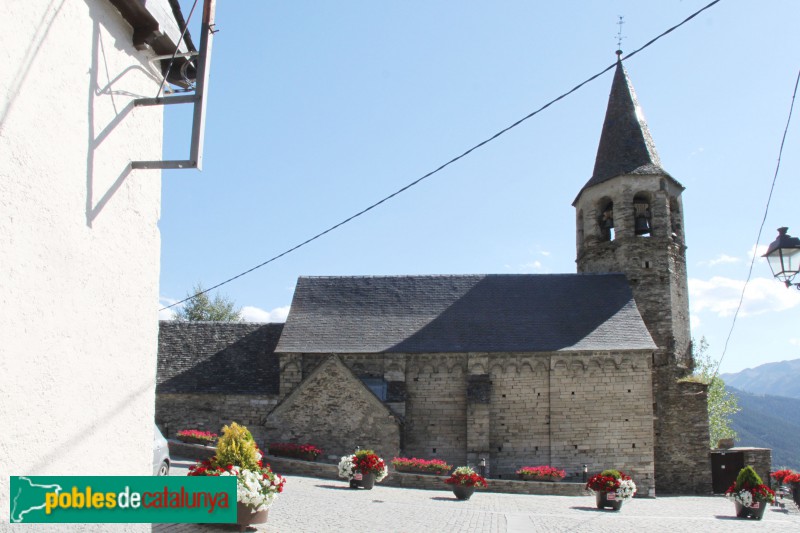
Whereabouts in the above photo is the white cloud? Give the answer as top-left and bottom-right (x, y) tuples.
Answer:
(690, 313), (701, 330)
(790, 338), (800, 347)
(241, 305), (290, 323)
(158, 296), (180, 320)
(540, 251), (551, 257)
(689, 276), (800, 318)
(701, 254), (740, 267)
(747, 244), (769, 261)
(690, 147), (705, 156)
(519, 261), (543, 273)
(158, 307), (177, 320)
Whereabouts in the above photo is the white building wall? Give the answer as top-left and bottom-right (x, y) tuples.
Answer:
(1, 1), (165, 529)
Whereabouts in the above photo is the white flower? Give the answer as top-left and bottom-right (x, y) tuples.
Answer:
(234, 468), (282, 511)
(726, 489), (755, 507)
(615, 479), (637, 501)
(338, 453), (388, 483)
(338, 455), (357, 480)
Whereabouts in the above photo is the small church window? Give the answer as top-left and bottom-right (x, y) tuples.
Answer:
(361, 377), (387, 401)
(598, 201), (614, 241)
(633, 194), (652, 236)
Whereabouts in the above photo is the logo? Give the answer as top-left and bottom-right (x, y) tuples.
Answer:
(10, 476), (236, 523)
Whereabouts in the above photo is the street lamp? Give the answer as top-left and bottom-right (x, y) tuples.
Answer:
(763, 227), (800, 289)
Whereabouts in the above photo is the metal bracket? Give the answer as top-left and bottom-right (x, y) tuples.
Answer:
(132, 0), (216, 171)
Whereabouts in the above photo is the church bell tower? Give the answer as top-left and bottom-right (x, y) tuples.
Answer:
(573, 56), (710, 494)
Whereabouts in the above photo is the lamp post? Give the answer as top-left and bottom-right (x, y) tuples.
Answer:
(763, 227), (800, 289)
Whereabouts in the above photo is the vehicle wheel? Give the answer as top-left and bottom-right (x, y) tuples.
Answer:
(158, 460), (169, 476)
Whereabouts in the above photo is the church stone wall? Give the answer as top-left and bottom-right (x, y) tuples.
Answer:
(488, 357), (550, 477)
(653, 377), (711, 494)
(265, 356), (401, 462)
(549, 353), (655, 496)
(404, 354), (468, 467)
(156, 393), (278, 447)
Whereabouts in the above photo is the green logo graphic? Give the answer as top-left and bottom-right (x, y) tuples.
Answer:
(10, 476), (236, 523)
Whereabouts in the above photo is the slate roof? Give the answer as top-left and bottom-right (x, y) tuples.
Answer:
(276, 274), (656, 354)
(157, 321), (282, 394)
(574, 59), (681, 205)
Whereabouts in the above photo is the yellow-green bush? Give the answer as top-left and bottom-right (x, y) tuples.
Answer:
(213, 422), (260, 471)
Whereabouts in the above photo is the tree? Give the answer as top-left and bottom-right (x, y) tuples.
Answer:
(690, 337), (741, 447)
(174, 283), (242, 322)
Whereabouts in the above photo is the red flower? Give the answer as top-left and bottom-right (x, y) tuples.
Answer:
(783, 472), (800, 484)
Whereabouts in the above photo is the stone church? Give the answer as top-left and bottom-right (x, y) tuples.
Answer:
(156, 58), (711, 495)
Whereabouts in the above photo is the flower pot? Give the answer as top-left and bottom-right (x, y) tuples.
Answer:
(350, 471), (376, 490)
(734, 500), (767, 520)
(595, 491), (623, 511)
(452, 485), (476, 500)
(236, 502), (269, 531)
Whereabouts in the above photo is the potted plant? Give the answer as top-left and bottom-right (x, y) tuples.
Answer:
(516, 465), (566, 482)
(176, 429), (217, 445)
(586, 469), (637, 510)
(391, 457), (452, 475)
(338, 449), (388, 489)
(725, 466), (775, 520)
(188, 422), (285, 529)
(444, 466), (489, 500)
(785, 472), (800, 507)
(268, 442), (323, 461)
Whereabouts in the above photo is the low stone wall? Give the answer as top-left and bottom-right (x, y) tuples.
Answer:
(167, 440), (216, 462)
(264, 455), (589, 496)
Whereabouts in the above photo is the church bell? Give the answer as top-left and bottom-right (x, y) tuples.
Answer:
(634, 203), (651, 235)
(634, 214), (651, 235)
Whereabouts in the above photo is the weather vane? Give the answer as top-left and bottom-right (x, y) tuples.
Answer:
(616, 15), (625, 57)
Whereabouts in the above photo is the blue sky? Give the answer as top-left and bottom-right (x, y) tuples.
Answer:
(158, 0), (800, 374)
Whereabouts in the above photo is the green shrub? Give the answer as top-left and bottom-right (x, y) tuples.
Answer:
(214, 422), (260, 471)
(735, 465), (763, 488)
(600, 469), (621, 479)
(355, 449), (376, 459)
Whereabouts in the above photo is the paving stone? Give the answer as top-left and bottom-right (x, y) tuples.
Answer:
(152, 473), (800, 533)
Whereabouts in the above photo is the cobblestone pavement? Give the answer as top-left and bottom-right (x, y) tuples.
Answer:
(153, 470), (800, 533)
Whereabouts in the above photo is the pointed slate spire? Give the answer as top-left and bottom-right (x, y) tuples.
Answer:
(575, 57), (676, 202)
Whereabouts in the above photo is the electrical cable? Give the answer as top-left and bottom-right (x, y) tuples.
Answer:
(161, 0), (723, 311)
(713, 68), (800, 380)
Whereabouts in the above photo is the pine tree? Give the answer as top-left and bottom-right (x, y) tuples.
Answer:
(174, 283), (242, 322)
(691, 338), (741, 447)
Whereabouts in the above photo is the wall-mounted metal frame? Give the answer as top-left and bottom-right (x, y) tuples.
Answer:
(132, 0), (216, 171)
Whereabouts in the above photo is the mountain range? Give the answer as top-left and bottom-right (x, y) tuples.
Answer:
(721, 359), (800, 399)
(720, 358), (800, 470)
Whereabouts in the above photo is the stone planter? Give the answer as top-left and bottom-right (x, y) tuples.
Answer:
(349, 471), (376, 490)
(177, 436), (216, 446)
(394, 466), (449, 476)
(272, 451), (319, 462)
(595, 491), (623, 511)
(451, 485), (476, 500)
(734, 500), (767, 520)
(236, 502), (269, 531)
(517, 474), (559, 482)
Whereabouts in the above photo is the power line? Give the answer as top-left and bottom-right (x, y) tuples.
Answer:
(162, 0), (723, 311)
(713, 67), (800, 379)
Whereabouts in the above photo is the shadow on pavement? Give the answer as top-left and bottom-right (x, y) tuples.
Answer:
(314, 484), (357, 490)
